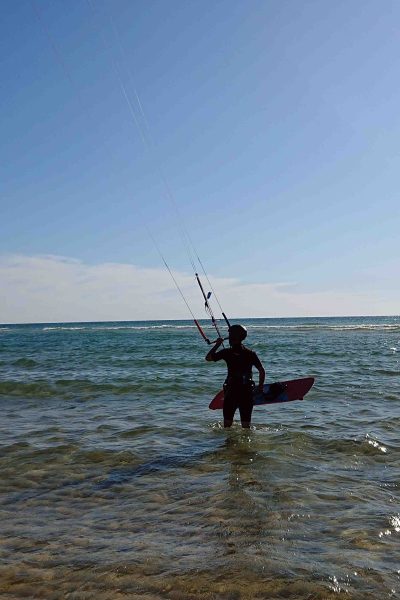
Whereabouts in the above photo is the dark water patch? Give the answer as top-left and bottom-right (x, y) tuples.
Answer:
(2, 443), (79, 463)
(118, 425), (158, 439)
(0, 381), (55, 398)
(11, 358), (38, 368)
(378, 416), (400, 431)
(75, 448), (139, 466)
(0, 441), (31, 455)
(1, 473), (101, 507)
(48, 378), (183, 398)
(96, 441), (213, 489)
(95, 423), (119, 432)
(375, 369), (400, 376)
(0, 379), (146, 399)
(54, 379), (142, 395)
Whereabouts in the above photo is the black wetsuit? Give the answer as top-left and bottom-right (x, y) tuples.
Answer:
(212, 345), (263, 422)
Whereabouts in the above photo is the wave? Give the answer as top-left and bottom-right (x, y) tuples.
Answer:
(266, 430), (394, 457)
(247, 324), (400, 332)
(12, 358), (38, 368)
(0, 381), (56, 398)
(38, 323), (400, 333)
(374, 369), (399, 376)
(42, 326), (87, 331)
(42, 324), (199, 331)
(0, 379), (181, 399)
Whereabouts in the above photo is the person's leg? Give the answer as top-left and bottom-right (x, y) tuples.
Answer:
(223, 389), (236, 428)
(239, 389), (254, 428)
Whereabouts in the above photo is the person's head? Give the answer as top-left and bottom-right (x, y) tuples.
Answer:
(228, 324), (247, 347)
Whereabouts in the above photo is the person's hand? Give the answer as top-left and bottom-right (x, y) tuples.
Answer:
(255, 384), (264, 395)
(215, 337), (224, 346)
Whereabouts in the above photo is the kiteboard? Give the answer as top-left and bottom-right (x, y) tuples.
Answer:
(209, 377), (315, 410)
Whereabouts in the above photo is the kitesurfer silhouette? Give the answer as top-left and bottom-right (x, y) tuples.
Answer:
(206, 324), (265, 428)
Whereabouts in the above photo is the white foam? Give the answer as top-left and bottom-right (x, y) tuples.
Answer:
(391, 515), (400, 533)
(42, 324), (200, 332)
(247, 324), (400, 332)
(365, 434), (387, 453)
(43, 327), (86, 331)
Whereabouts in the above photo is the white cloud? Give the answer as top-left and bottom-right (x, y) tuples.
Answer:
(0, 254), (395, 323)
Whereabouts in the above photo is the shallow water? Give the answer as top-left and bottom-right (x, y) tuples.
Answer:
(0, 317), (399, 598)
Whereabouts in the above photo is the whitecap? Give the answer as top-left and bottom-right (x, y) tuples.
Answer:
(390, 515), (400, 532)
(43, 327), (86, 331)
(379, 515), (400, 538)
(365, 434), (387, 453)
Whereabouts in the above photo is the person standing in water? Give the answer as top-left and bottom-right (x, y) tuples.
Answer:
(206, 324), (265, 428)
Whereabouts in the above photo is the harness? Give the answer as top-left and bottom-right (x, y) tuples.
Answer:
(224, 374), (255, 389)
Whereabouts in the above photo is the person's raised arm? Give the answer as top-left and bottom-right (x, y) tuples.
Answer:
(205, 337), (224, 362)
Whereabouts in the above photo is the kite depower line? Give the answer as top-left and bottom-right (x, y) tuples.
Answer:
(32, 0), (231, 344)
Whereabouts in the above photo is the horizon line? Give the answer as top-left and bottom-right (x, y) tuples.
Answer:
(1, 314), (398, 327)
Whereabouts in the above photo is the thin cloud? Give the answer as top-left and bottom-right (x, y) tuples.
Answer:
(0, 254), (394, 323)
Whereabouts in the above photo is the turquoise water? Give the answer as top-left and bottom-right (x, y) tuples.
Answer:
(0, 316), (399, 599)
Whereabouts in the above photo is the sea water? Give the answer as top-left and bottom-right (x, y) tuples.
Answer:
(0, 316), (399, 599)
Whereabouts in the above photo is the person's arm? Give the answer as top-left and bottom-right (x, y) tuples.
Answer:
(205, 337), (224, 362)
(253, 354), (265, 392)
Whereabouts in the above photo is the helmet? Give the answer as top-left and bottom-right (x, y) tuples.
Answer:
(229, 324), (247, 342)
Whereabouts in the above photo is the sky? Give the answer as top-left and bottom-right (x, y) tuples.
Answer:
(1, 0), (399, 323)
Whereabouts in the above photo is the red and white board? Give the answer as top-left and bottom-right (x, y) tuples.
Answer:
(209, 377), (315, 410)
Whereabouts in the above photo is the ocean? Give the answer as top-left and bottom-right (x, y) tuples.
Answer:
(0, 316), (399, 599)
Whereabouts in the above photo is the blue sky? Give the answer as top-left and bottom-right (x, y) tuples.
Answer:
(1, 0), (399, 321)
